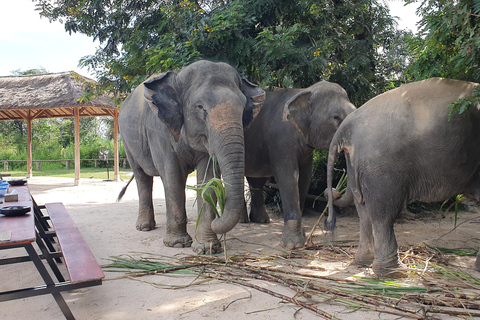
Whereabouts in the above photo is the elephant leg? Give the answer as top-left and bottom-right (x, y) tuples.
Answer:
(298, 159), (313, 214)
(238, 200), (249, 223)
(238, 178), (249, 224)
(274, 166), (306, 250)
(370, 202), (402, 276)
(191, 157), (222, 254)
(354, 201), (375, 266)
(162, 169), (192, 248)
(132, 166), (156, 231)
(475, 251), (480, 272)
(247, 177), (270, 223)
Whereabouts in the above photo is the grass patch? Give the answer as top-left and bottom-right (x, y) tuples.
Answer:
(3, 167), (133, 180)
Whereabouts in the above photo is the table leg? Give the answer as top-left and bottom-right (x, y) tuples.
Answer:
(24, 243), (75, 320)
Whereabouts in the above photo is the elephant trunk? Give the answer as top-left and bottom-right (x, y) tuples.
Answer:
(210, 126), (245, 235)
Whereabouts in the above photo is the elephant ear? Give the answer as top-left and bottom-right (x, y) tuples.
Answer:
(282, 90), (312, 137)
(144, 72), (183, 142)
(241, 78), (266, 128)
(283, 90), (312, 122)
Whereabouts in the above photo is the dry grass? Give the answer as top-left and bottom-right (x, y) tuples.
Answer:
(104, 242), (480, 319)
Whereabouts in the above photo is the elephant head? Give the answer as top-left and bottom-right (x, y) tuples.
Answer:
(283, 81), (356, 150)
(143, 60), (266, 234)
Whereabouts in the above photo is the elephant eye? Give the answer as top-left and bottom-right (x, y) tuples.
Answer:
(333, 115), (342, 122)
(196, 104), (208, 120)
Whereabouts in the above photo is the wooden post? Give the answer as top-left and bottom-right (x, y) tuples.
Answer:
(74, 107), (80, 186)
(113, 109), (120, 181)
(26, 114), (33, 178)
(4, 161), (8, 172)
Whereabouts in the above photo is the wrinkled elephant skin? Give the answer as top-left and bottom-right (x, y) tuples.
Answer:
(119, 60), (265, 254)
(327, 78), (480, 276)
(243, 81), (356, 249)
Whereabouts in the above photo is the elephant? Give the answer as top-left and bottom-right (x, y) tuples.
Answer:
(118, 60), (266, 254)
(242, 81), (356, 249)
(326, 77), (480, 276)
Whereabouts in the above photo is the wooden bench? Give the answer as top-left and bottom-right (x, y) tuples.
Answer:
(0, 198), (104, 320)
(44, 203), (105, 285)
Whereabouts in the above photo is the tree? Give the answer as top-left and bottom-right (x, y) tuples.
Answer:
(35, 0), (407, 106)
(11, 67), (49, 76)
(405, 0), (480, 83)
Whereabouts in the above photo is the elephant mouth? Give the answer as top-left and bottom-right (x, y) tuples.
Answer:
(199, 134), (208, 151)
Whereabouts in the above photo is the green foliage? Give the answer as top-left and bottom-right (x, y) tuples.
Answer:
(434, 246), (478, 256)
(11, 67), (49, 76)
(309, 150), (346, 196)
(405, 0), (480, 83)
(0, 117), (125, 170)
(187, 177), (227, 220)
(441, 194), (467, 227)
(448, 84), (480, 119)
(35, 0), (407, 107)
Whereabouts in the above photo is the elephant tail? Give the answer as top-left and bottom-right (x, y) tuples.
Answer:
(325, 133), (342, 233)
(117, 174), (135, 202)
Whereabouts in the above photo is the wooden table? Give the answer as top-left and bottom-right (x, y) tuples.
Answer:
(0, 186), (34, 245)
(0, 185), (103, 319)
(0, 173), (11, 179)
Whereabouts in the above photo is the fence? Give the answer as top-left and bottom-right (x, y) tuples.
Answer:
(2, 158), (129, 171)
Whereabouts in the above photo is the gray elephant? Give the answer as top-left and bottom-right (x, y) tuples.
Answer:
(242, 81), (356, 249)
(119, 60), (265, 254)
(326, 77), (480, 276)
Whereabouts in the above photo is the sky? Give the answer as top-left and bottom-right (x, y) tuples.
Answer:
(0, 0), (420, 79)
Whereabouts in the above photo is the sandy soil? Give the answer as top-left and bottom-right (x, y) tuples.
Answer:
(1, 175), (480, 320)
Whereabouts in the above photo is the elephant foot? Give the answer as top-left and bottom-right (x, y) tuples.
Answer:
(249, 205), (270, 223)
(136, 216), (156, 231)
(281, 220), (306, 250)
(163, 233), (193, 248)
(475, 254), (480, 272)
(238, 203), (249, 223)
(372, 256), (404, 278)
(354, 250), (374, 266)
(192, 239), (223, 254)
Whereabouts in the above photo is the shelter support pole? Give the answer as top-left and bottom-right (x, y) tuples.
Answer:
(26, 113), (32, 178)
(74, 107), (80, 186)
(113, 109), (119, 182)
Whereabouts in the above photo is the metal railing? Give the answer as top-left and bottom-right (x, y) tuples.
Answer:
(1, 158), (129, 171)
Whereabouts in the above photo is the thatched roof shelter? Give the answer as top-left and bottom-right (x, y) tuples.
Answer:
(0, 72), (119, 185)
(0, 72), (116, 120)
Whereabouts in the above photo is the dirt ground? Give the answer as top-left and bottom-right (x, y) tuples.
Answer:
(1, 175), (480, 320)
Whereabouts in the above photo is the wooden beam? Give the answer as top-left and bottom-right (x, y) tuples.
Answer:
(104, 108), (116, 117)
(14, 110), (29, 121)
(74, 107), (80, 186)
(79, 107), (95, 117)
(113, 109), (119, 181)
(30, 109), (48, 121)
(26, 111), (32, 178)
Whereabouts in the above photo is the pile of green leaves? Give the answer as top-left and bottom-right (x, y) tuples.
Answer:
(187, 177), (226, 220)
